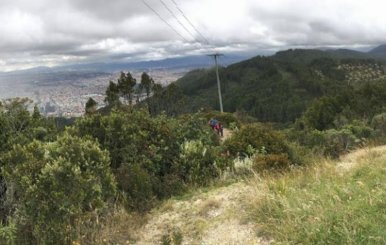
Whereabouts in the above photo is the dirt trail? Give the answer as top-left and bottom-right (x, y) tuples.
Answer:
(134, 181), (268, 244)
(220, 128), (233, 142)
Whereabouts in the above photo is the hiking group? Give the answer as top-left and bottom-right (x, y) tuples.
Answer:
(208, 118), (224, 137)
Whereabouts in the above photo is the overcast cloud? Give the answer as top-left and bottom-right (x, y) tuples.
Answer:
(1, 0), (386, 71)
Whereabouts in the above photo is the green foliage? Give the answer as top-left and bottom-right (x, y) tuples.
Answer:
(2, 133), (116, 243)
(371, 112), (386, 137)
(200, 111), (241, 128)
(290, 120), (373, 157)
(146, 83), (189, 116)
(176, 49), (386, 123)
(117, 72), (137, 105)
(105, 81), (121, 107)
(140, 72), (154, 98)
(85, 97), (97, 115)
(223, 123), (290, 158)
(177, 140), (223, 185)
(116, 163), (154, 212)
(0, 221), (16, 244)
(74, 109), (226, 211)
(302, 96), (342, 130)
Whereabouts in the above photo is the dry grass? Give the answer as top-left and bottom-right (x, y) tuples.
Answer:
(248, 145), (386, 244)
(95, 207), (148, 244)
(198, 198), (221, 217)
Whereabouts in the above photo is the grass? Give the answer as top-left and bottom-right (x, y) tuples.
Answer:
(250, 154), (386, 244)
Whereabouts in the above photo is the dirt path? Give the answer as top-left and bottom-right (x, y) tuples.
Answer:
(134, 181), (268, 244)
(220, 128), (233, 142)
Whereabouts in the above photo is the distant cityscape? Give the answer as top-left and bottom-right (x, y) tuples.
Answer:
(0, 69), (187, 117)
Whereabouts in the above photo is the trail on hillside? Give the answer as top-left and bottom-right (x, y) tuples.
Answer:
(220, 128), (233, 142)
(134, 181), (269, 244)
(127, 145), (386, 244)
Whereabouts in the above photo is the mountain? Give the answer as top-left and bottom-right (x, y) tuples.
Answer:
(175, 48), (386, 123)
(0, 54), (252, 76)
(368, 44), (386, 59)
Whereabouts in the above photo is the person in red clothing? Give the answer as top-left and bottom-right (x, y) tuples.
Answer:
(214, 122), (223, 137)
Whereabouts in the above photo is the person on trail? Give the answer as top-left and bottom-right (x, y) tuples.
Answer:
(209, 118), (218, 130)
(218, 122), (224, 137)
(214, 122), (224, 137)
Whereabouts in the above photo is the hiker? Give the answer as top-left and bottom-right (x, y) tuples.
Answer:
(208, 118), (218, 130)
(215, 122), (224, 137)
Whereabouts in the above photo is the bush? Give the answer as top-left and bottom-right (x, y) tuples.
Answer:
(371, 112), (386, 137)
(253, 153), (292, 171)
(116, 163), (154, 212)
(74, 109), (225, 211)
(2, 133), (116, 243)
(176, 140), (226, 185)
(223, 123), (290, 158)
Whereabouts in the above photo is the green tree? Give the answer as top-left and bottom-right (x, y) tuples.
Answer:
(118, 72), (137, 105)
(85, 97), (97, 115)
(140, 72), (154, 98)
(105, 81), (120, 107)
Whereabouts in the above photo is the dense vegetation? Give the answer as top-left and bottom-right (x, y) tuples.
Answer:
(176, 49), (386, 123)
(1, 49), (386, 243)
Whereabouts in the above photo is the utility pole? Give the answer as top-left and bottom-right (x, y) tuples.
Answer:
(208, 53), (224, 113)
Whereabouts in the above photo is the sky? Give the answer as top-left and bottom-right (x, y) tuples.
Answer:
(1, 0), (386, 72)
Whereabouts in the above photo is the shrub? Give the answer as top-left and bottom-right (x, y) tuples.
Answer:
(223, 123), (290, 158)
(253, 153), (292, 171)
(2, 133), (116, 243)
(74, 109), (224, 211)
(176, 140), (225, 185)
(116, 163), (154, 212)
(371, 112), (386, 137)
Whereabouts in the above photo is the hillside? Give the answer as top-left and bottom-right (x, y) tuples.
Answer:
(368, 44), (386, 60)
(176, 49), (386, 123)
(97, 145), (386, 244)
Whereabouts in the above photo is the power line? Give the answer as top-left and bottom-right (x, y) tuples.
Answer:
(141, 0), (190, 42)
(169, 0), (210, 45)
(158, 0), (198, 43)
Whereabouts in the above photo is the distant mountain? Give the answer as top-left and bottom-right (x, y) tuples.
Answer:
(175, 48), (386, 123)
(0, 54), (253, 76)
(368, 44), (386, 59)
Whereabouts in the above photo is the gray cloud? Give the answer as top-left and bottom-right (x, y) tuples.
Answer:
(1, 0), (386, 71)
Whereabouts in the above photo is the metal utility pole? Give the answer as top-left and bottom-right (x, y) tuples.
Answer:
(208, 53), (224, 113)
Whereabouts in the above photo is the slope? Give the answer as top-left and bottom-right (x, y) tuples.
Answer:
(176, 49), (386, 123)
(98, 144), (386, 244)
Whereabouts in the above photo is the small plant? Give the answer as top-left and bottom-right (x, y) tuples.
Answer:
(160, 229), (183, 245)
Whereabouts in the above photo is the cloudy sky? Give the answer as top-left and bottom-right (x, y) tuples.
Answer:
(1, 0), (386, 71)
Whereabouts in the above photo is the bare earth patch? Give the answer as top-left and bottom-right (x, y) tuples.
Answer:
(134, 181), (268, 244)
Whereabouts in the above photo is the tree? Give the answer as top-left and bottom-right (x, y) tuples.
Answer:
(140, 72), (154, 98)
(85, 97), (97, 115)
(105, 81), (120, 107)
(32, 105), (41, 121)
(118, 72), (136, 105)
